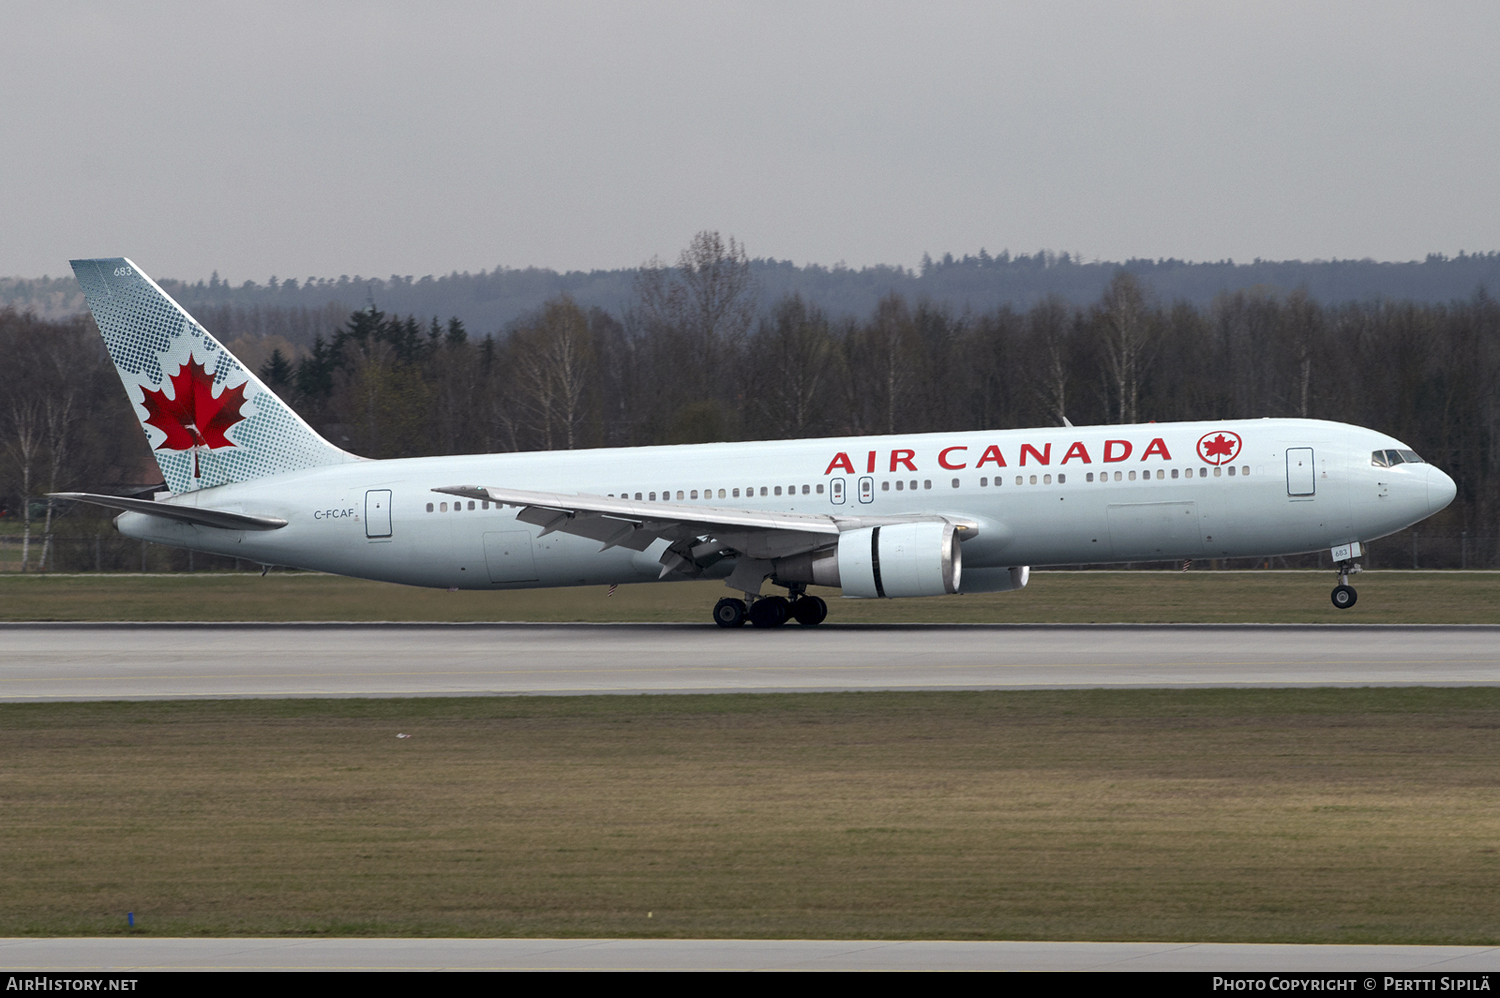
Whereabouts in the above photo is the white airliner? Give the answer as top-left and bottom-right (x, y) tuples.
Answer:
(55, 258), (1456, 625)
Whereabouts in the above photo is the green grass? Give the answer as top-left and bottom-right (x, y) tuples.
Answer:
(2, 570), (1499, 623)
(3, 689), (1498, 941)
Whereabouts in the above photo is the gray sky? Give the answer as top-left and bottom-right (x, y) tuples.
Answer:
(4, 1), (1497, 282)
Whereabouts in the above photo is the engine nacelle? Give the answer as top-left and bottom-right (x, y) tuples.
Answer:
(837, 521), (962, 598)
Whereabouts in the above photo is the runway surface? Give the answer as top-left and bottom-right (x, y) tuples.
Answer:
(2, 938), (1498, 972)
(2, 622), (1498, 700)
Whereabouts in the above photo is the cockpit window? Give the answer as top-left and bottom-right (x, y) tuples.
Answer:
(1372, 448), (1425, 467)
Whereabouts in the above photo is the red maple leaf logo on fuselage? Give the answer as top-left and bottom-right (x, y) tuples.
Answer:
(1195, 430), (1242, 465)
(139, 358), (248, 477)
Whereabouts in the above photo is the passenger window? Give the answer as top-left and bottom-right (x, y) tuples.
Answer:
(1029, 475), (1037, 485)
(912, 480), (919, 490)
(1213, 467), (1222, 477)
(677, 490), (685, 499)
(1227, 466), (1236, 477)
(1086, 473), (1094, 482)
(1128, 471), (1136, 481)
(1241, 466), (1249, 476)
(634, 493), (642, 500)
(980, 477), (989, 486)
(882, 481), (890, 491)
(895, 480), (904, 491)
(718, 489), (726, 498)
(951, 478), (960, 488)
(426, 502), (434, 512)
(1043, 474), (1052, 485)
(440, 502), (448, 512)
(1200, 467), (1208, 477)
(483, 500), (491, 509)
(802, 485), (810, 495)
(649, 492), (656, 501)
(1114, 471), (1122, 481)
(1016, 476), (1023, 485)
(774, 486), (782, 496)
(1058, 473), (1065, 484)
(923, 480), (931, 489)
(468, 501), (475, 510)
(1171, 469), (1179, 479)
(816, 484), (824, 494)
(760, 487), (768, 496)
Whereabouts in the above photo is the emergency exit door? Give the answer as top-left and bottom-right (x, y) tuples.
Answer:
(365, 490), (392, 537)
(1286, 449), (1315, 498)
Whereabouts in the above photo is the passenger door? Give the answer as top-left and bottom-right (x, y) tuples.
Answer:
(365, 490), (392, 538)
(1286, 448), (1315, 498)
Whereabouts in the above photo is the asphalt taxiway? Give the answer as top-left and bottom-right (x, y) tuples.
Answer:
(1, 622), (1497, 700)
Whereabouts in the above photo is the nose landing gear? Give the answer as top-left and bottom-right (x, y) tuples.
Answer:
(1330, 561), (1362, 609)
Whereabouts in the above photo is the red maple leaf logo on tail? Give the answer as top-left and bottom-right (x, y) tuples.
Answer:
(139, 358), (248, 477)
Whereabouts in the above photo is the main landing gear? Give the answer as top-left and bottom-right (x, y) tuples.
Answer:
(1331, 561), (1363, 609)
(713, 590), (828, 628)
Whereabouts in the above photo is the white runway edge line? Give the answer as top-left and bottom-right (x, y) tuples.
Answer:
(1, 623), (1498, 701)
(0, 938), (1498, 972)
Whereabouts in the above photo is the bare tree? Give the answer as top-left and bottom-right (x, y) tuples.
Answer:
(510, 296), (598, 450)
(1094, 272), (1157, 423)
(746, 296), (839, 438)
(1027, 294), (1075, 426)
(631, 231), (758, 408)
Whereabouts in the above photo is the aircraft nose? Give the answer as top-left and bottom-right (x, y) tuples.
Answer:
(1428, 465), (1457, 515)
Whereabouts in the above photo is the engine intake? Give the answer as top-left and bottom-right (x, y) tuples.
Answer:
(837, 522), (962, 598)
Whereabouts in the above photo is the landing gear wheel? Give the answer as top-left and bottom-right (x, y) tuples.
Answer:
(748, 595), (789, 628)
(1331, 585), (1357, 609)
(713, 597), (747, 628)
(791, 595), (828, 626)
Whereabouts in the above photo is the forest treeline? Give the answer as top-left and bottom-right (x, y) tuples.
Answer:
(2, 232), (1498, 571)
(5, 246), (1500, 341)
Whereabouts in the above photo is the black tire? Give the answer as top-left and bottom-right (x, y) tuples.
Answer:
(748, 596), (789, 628)
(1331, 585), (1357, 609)
(792, 595), (828, 625)
(713, 597), (747, 628)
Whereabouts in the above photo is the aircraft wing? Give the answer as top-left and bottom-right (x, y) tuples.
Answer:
(433, 484), (976, 580)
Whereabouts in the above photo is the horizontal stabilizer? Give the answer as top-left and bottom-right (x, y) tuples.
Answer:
(48, 493), (288, 531)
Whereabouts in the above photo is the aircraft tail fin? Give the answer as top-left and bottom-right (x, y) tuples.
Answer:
(69, 257), (356, 494)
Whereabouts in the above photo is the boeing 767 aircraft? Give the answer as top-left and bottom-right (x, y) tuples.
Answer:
(54, 258), (1455, 626)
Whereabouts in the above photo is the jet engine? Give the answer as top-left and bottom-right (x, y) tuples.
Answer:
(775, 521), (962, 598)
